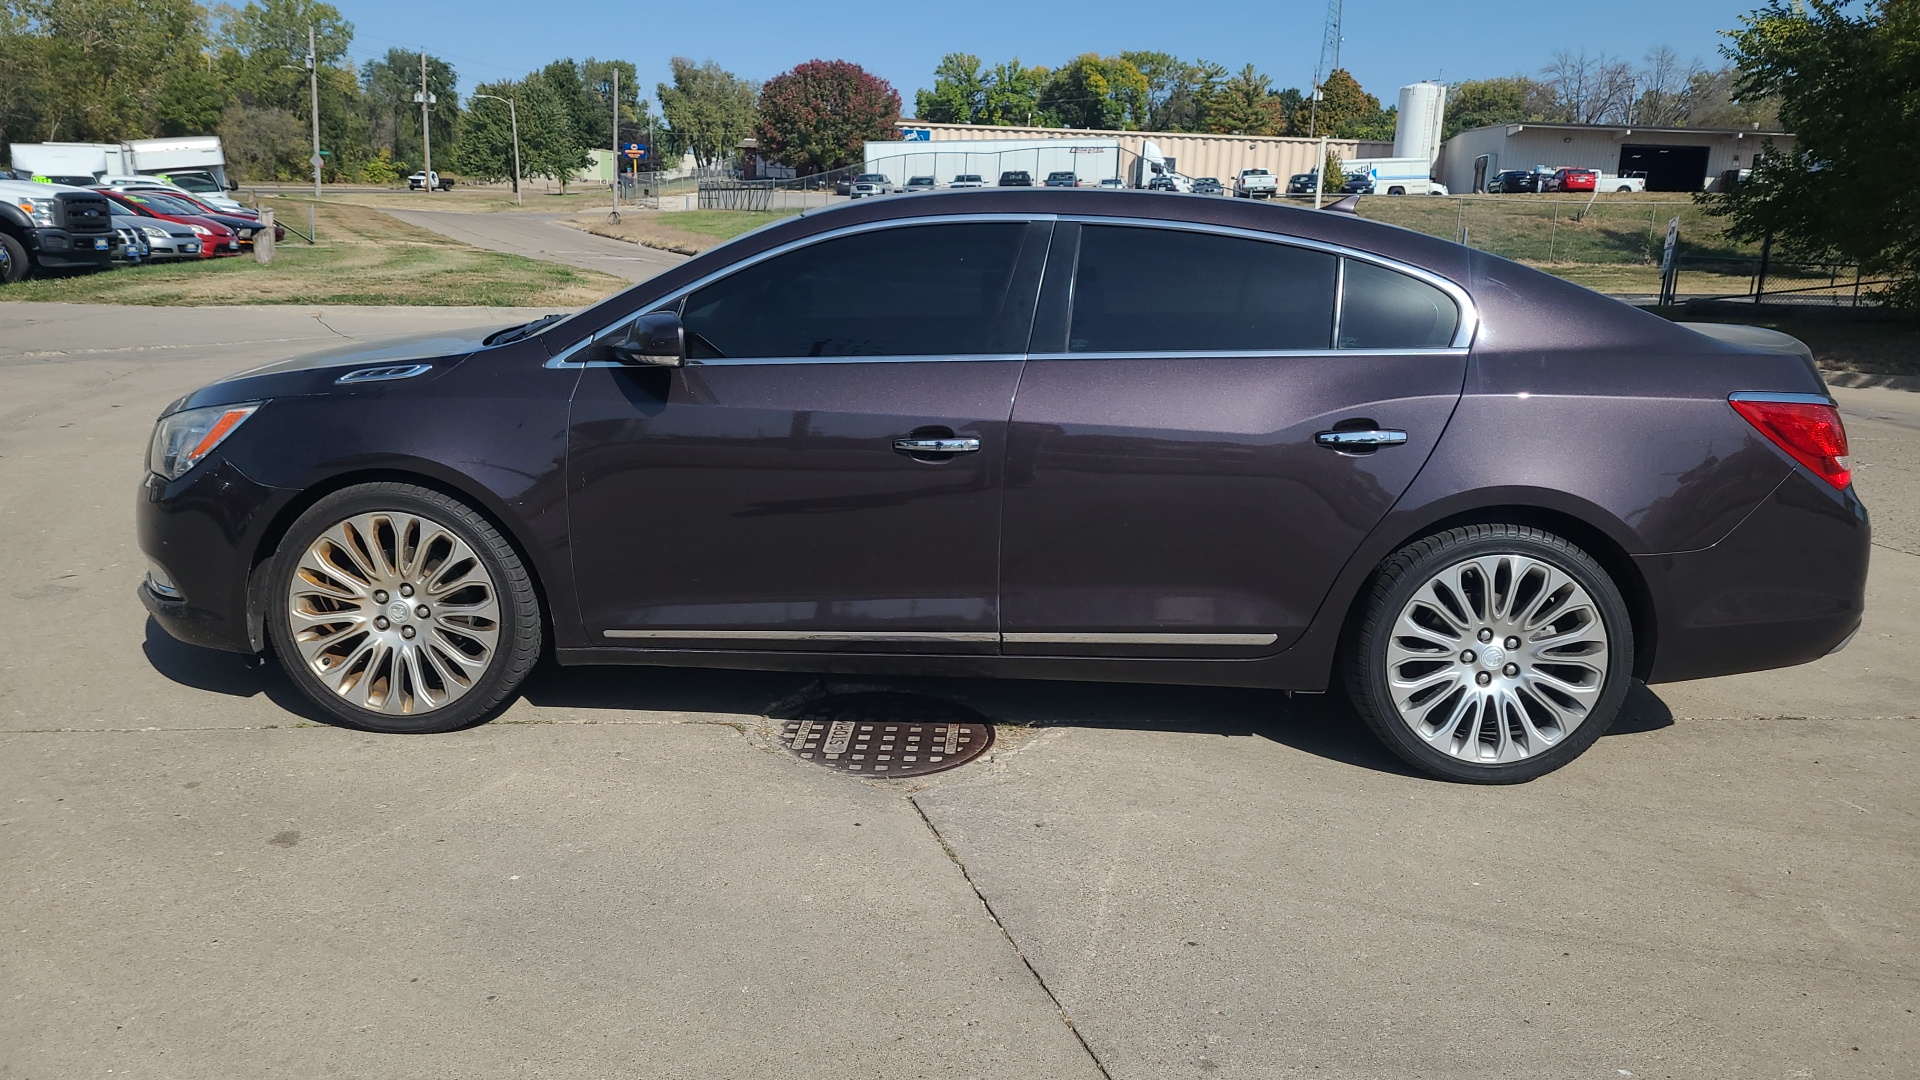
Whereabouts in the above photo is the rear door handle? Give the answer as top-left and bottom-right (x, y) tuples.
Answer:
(1315, 429), (1408, 449)
(893, 437), (981, 454)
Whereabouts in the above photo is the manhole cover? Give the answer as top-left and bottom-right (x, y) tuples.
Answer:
(779, 694), (994, 778)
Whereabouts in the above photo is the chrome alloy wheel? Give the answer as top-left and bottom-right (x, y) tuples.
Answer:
(286, 511), (501, 715)
(1384, 553), (1611, 764)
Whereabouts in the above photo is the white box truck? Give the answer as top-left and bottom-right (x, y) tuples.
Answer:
(9, 137), (232, 190)
(1340, 157), (1447, 196)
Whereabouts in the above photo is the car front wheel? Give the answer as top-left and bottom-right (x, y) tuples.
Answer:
(266, 482), (542, 733)
(1343, 525), (1633, 783)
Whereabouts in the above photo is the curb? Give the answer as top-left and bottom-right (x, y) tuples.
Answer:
(1823, 369), (1920, 394)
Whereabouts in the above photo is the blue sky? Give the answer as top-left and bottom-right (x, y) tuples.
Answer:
(330, 0), (1760, 108)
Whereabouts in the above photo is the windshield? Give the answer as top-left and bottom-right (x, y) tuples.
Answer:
(857, 175), (886, 182)
(167, 175), (220, 193)
(118, 191), (206, 217)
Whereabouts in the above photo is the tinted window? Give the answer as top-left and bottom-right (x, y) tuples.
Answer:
(1338, 259), (1460, 349)
(680, 222), (1029, 358)
(1068, 225), (1337, 353)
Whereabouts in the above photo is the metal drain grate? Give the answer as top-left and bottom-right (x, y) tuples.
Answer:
(779, 694), (994, 777)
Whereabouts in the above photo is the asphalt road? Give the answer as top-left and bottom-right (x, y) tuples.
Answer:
(384, 207), (687, 281)
(2, 303), (1915, 1079)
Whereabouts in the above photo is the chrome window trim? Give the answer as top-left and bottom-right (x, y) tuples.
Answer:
(1025, 348), (1467, 362)
(1331, 255), (1347, 349)
(546, 213), (1058, 369)
(682, 352), (1025, 369)
(1059, 214), (1479, 349)
(547, 209), (1479, 368)
(1729, 391), (1836, 407)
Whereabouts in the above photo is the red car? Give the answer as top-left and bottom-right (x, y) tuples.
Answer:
(99, 190), (241, 257)
(116, 186), (286, 244)
(1546, 168), (1599, 193)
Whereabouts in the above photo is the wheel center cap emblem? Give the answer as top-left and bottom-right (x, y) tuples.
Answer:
(1479, 644), (1506, 669)
(387, 599), (412, 623)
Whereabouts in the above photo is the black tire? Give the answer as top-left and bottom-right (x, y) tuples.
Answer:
(264, 482), (542, 734)
(0, 232), (29, 284)
(1343, 525), (1634, 784)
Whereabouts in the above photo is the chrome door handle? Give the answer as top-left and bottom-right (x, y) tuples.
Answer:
(1315, 429), (1408, 448)
(893, 437), (981, 454)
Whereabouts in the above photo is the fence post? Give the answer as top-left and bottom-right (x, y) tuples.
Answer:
(1549, 203), (1558, 262)
(1853, 266), (1863, 307)
(1754, 232), (1773, 304)
(254, 207), (275, 264)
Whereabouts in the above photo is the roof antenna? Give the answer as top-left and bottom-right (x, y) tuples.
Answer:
(1321, 194), (1360, 214)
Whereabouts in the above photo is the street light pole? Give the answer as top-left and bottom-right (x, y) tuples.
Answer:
(610, 67), (619, 217)
(474, 93), (521, 206)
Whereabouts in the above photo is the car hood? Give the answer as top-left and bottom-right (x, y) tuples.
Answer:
(170, 326), (501, 414)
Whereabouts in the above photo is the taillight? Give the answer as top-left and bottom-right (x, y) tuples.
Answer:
(1729, 394), (1851, 489)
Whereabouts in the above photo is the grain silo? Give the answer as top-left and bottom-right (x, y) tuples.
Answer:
(1395, 82), (1448, 164)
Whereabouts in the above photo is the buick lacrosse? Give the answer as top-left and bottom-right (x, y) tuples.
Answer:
(138, 190), (1868, 781)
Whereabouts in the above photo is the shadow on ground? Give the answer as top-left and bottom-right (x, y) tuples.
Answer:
(144, 624), (1678, 776)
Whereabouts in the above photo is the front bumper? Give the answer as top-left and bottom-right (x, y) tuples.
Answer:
(29, 227), (115, 269)
(1637, 469), (1871, 683)
(137, 459), (299, 655)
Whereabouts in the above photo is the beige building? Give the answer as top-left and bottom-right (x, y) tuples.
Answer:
(896, 121), (1393, 185)
(1438, 122), (1797, 193)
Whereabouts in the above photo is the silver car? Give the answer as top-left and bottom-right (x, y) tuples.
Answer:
(126, 215), (203, 260)
(949, 174), (985, 189)
(848, 173), (896, 199)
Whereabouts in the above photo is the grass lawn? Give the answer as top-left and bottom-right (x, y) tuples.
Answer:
(0, 197), (627, 307)
(564, 208), (801, 255)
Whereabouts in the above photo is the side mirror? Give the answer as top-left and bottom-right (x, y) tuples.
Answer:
(609, 311), (685, 367)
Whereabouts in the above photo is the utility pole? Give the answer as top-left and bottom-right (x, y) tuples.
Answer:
(473, 93), (521, 206)
(419, 50), (433, 195)
(610, 67), (619, 217)
(306, 25), (321, 201)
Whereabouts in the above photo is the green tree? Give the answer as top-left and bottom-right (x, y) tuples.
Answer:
(360, 48), (457, 173)
(1681, 66), (1780, 128)
(454, 78), (525, 183)
(1705, 0), (1918, 306)
(156, 65), (227, 136)
(1443, 76), (1556, 138)
(1040, 54), (1148, 130)
(977, 59), (1046, 126)
(1205, 64), (1285, 135)
(914, 52), (985, 123)
(517, 72), (590, 191)
(5, 0), (213, 142)
(1120, 52), (1229, 132)
(1308, 68), (1393, 139)
(657, 57), (757, 168)
(217, 100), (306, 178)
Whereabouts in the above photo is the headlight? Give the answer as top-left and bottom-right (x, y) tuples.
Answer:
(15, 199), (55, 227)
(188, 224), (211, 236)
(147, 403), (261, 481)
(141, 225), (170, 239)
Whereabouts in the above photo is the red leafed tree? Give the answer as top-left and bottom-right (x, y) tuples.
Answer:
(755, 60), (902, 174)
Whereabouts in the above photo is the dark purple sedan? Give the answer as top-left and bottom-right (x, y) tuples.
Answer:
(136, 190), (1867, 782)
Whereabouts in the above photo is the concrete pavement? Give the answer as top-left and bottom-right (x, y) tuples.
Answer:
(384, 208), (687, 282)
(1, 304), (1915, 1078)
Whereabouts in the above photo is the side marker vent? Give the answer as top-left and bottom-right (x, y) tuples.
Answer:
(336, 364), (433, 385)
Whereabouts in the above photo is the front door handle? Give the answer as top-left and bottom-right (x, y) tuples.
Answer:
(893, 436), (981, 454)
(1315, 429), (1408, 449)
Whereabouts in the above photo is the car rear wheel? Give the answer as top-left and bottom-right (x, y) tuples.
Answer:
(266, 482), (542, 734)
(1343, 525), (1633, 783)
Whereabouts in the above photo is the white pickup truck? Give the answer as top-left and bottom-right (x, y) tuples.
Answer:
(1233, 168), (1280, 199)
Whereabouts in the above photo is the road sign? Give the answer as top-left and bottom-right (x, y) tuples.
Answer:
(902, 128), (931, 141)
(623, 143), (646, 160)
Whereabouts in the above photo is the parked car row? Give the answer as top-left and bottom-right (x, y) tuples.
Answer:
(0, 174), (283, 285)
(1489, 167), (1647, 193)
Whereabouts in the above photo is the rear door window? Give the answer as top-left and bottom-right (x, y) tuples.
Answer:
(1338, 259), (1460, 349)
(680, 222), (1032, 359)
(1067, 225), (1337, 353)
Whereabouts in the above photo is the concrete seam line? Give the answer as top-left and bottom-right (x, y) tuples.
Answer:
(909, 793), (1116, 1080)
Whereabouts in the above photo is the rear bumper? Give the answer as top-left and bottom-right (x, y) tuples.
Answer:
(29, 227), (115, 269)
(1637, 470), (1871, 684)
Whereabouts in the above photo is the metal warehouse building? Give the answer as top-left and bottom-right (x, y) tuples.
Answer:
(894, 122), (1393, 186)
(1438, 122), (1796, 194)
